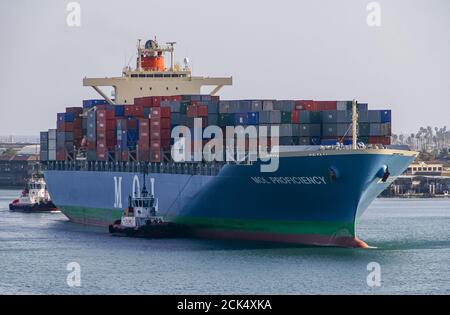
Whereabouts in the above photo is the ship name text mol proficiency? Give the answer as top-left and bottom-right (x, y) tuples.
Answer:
(251, 176), (327, 185)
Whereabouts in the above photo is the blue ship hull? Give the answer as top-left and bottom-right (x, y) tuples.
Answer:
(44, 149), (416, 247)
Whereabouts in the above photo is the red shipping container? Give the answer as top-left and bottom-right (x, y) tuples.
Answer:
(150, 118), (161, 129)
(135, 105), (144, 117)
(56, 151), (65, 161)
(124, 105), (133, 116)
(197, 105), (208, 117)
(152, 96), (161, 107)
(139, 118), (149, 132)
(162, 96), (173, 102)
(134, 96), (153, 107)
(126, 118), (138, 130)
(138, 118), (149, 126)
(149, 107), (161, 119)
(186, 104), (198, 118)
(96, 119), (116, 131)
(368, 136), (391, 145)
(73, 129), (83, 139)
(139, 141), (150, 150)
(315, 101), (337, 111)
(66, 107), (83, 114)
(97, 109), (115, 120)
(291, 110), (299, 123)
(150, 130), (161, 139)
(57, 122), (74, 132)
(161, 138), (170, 149)
(161, 128), (171, 140)
(295, 100), (316, 111)
(160, 107), (171, 118)
(138, 118), (150, 148)
(150, 140), (161, 151)
(190, 100), (200, 106)
(170, 95), (182, 102)
(97, 130), (115, 141)
(150, 150), (161, 162)
(96, 141), (106, 150)
(124, 105), (144, 117)
(96, 152), (107, 161)
(138, 149), (150, 161)
(120, 151), (129, 161)
(72, 117), (83, 128)
(160, 118), (171, 129)
(87, 141), (96, 150)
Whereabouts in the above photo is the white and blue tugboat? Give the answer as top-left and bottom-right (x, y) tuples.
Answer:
(108, 172), (190, 238)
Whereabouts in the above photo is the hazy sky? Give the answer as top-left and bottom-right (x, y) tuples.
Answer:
(0, 0), (449, 135)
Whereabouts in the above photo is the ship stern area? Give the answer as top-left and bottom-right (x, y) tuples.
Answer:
(175, 149), (417, 248)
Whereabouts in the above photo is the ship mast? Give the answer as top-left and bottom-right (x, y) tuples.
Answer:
(352, 99), (358, 149)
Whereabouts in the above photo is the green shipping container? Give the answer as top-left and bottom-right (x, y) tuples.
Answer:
(281, 111), (292, 124)
(218, 114), (235, 127)
(180, 102), (189, 114)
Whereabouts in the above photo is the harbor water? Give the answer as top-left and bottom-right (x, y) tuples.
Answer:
(0, 189), (448, 294)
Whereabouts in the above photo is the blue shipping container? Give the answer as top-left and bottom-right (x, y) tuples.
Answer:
(83, 99), (107, 108)
(234, 113), (247, 125)
(320, 139), (338, 145)
(380, 110), (391, 123)
(246, 112), (259, 125)
(58, 112), (74, 122)
(115, 105), (125, 117)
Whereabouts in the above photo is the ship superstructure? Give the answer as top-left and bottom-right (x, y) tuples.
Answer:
(83, 38), (232, 105)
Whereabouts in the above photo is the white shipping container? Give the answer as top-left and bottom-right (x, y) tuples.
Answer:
(48, 129), (57, 140)
(48, 139), (56, 150)
(48, 150), (56, 161)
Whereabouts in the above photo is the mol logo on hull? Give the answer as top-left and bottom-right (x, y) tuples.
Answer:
(113, 175), (155, 209)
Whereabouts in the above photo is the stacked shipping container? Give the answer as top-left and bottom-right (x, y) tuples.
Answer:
(40, 96), (392, 162)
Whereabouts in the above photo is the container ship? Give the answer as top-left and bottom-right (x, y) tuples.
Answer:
(40, 37), (417, 247)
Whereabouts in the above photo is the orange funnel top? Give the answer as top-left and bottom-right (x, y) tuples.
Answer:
(140, 54), (165, 71)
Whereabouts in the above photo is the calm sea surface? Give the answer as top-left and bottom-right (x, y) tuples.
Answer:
(0, 189), (448, 294)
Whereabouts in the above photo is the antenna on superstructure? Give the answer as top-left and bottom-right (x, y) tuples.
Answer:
(166, 42), (176, 72)
(137, 39), (142, 72)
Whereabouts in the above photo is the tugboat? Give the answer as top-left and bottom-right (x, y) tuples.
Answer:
(108, 173), (190, 238)
(9, 172), (59, 212)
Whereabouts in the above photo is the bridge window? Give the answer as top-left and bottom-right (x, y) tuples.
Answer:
(139, 74), (145, 78)
(131, 74), (138, 78)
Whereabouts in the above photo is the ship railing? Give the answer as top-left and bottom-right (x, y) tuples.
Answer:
(43, 160), (228, 176)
